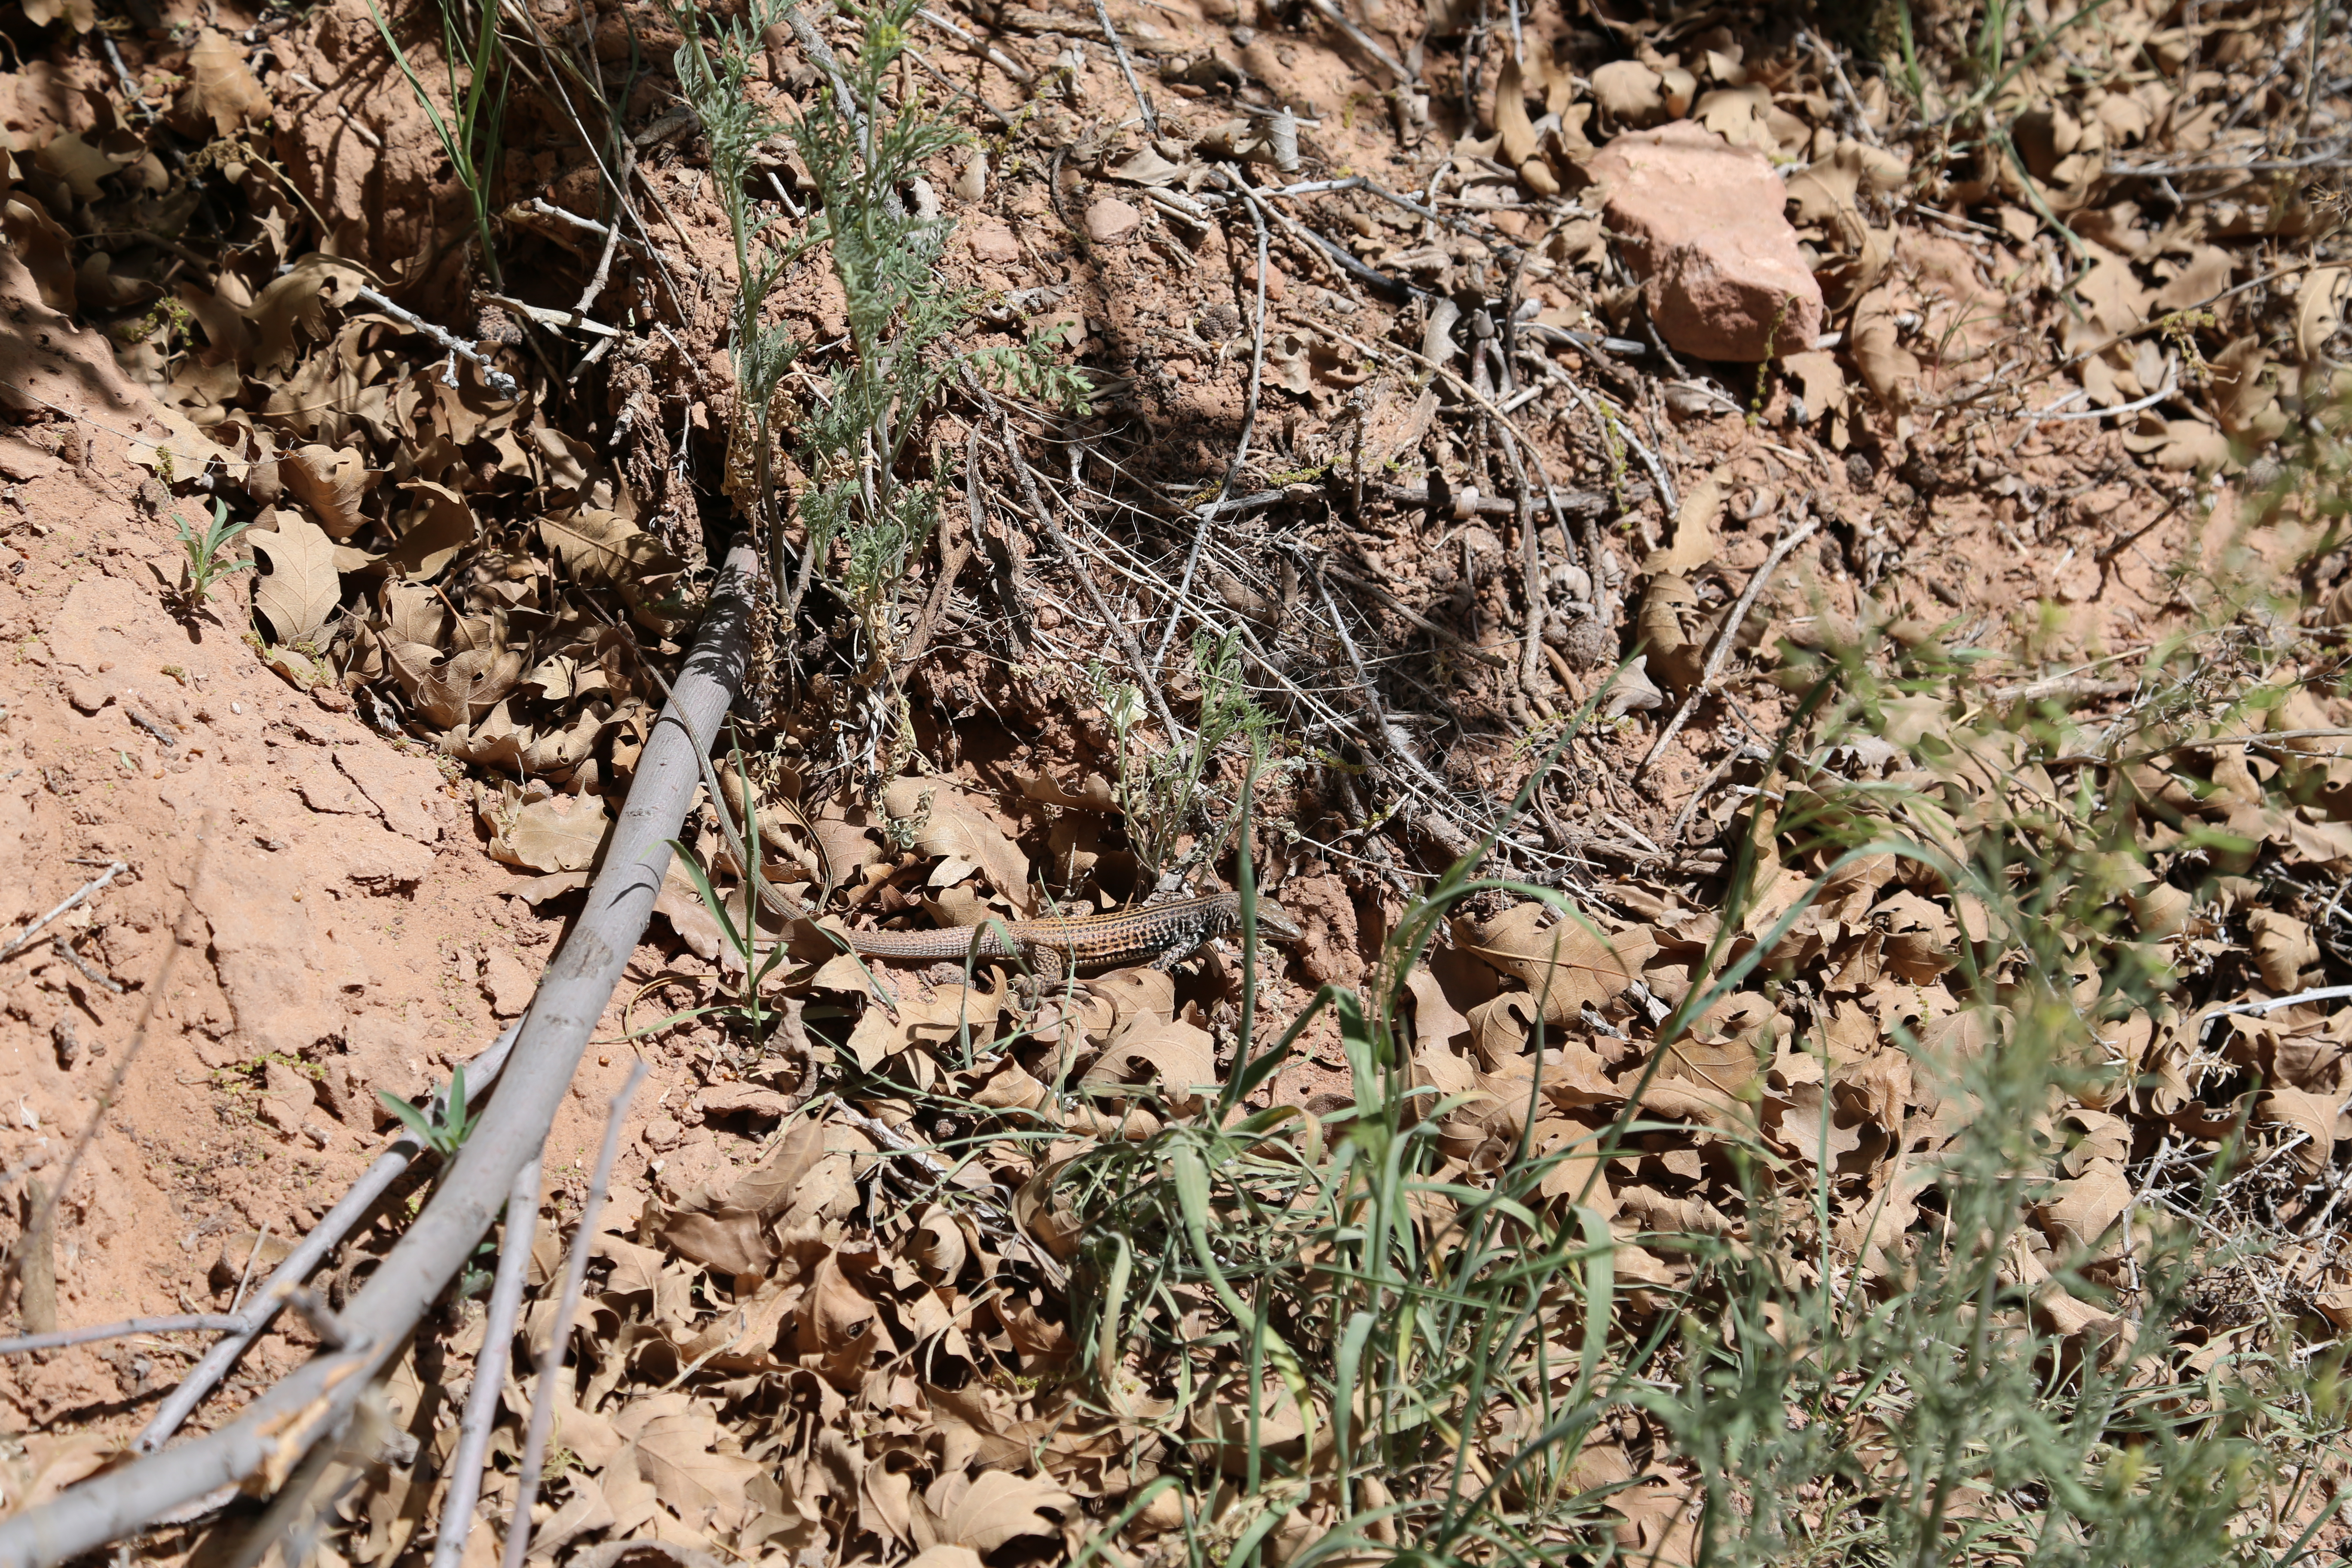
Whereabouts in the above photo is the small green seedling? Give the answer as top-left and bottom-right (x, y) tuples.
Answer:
(381, 1066), (480, 1158)
(172, 497), (253, 607)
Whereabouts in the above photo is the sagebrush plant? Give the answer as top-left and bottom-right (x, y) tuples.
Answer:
(1095, 630), (1278, 891)
(1038, 656), (2343, 1568)
(672, 0), (1089, 685)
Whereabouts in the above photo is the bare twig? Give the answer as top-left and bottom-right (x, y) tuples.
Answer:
(1156, 171), (1271, 672)
(1298, 0), (1413, 83)
(2092, 490), (2188, 563)
(913, 6), (1035, 84)
(971, 376), (1186, 746)
(0, 1315), (248, 1358)
(0, 862), (126, 962)
(226, 1223), (271, 1317)
(1500, 437), (1545, 695)
(572, 144), (632, 318)
(0, 548), (759, 1568)
(1090, 0), (1159, 135)
(1, 837), (199, 1326)
(431, 1154), (540, 1568)
(501, 1066), (644, 1568)
(1537, 359), (1677, 518)
(47, 937), (121, 995)
(350, 287), (521, 400)
(1374, 481), (1633, 518)
(1637, 517), (1821, 780)
(1308, 560), (1470, 814)
(1322, 563), (1509, 668)
(2025, 358), (2179, 423)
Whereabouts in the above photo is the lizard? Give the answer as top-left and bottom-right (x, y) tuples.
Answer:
(828, 890), (1304, 986)
(634, 657), (1302, 983)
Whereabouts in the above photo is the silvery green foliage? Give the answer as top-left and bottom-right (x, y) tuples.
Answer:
(674, 0), (1087, 659)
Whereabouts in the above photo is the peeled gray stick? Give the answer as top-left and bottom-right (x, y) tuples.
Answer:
(0, 542), (760, 1568)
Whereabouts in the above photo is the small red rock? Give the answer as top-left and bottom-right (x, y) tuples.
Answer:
(1587, 122), (1825, 363)
(966, 218), (1022, 265)
(311, 683), (354, 713)
(1084, 197), (1142, 245)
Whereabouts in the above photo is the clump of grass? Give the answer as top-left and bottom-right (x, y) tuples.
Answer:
(1044, 667), (2343, 1568)
(365, 0), (507, 285)
(171, 496), (253, 609)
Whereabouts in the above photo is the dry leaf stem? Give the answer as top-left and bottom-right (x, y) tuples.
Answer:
(1637, 515), (1822, 781)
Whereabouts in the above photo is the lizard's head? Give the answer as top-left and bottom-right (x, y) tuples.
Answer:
(1246, 897), (1306, 944)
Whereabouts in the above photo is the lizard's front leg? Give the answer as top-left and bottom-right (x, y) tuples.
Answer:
(1012, 941), (1066, 1013)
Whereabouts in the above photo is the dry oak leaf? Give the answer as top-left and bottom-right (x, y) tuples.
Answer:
(796, 1251), (886, 1389)
(722, 1116), (827, 1218)
(387, 479), (477, 579)
(941, 1472), (1077, 1553)
(881, 777), (1036, 913)
(276, 444), (371, 539)
(20, 0), (95, 28)
(1456, 903), (1656, 1026)
(658, 1204), (775, 1278)
(33, 133), (124, 203)
(492, 792), (611, 873)
(1494, 55), (1542, 165)
(0, 1433), (118, 1521)
(1590, 60), (1664, 124)
(1403, 964), (1472, 1057)
(1086, 1016), (1217, 1106)
(842, 981), (1000, 1072)
(243, 253), (371, 376)
(1637, 573), (1706, 694)
(611, 1395), (766, 1534)
(2259, 1087), (2347, 1176)
(184, 31), (269, 136)
(1014, 768), (1119, 812)
(2297, 266), (2351, 362)
(1646, 466), (1725, 575)
(2038, 1158), (2133, 1253)
(540, 510), (686, 607)
(248, 509), (342, 646)
(2249, 910), (2318, 993)
(906, 1550), (985, 1568)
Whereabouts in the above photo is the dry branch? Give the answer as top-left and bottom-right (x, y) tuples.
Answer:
(502, 1071), (643, 1568)
(0, 543), (762, 1568)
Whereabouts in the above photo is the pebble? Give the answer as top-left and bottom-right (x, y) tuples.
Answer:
(1084, 197), (1142, 245)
